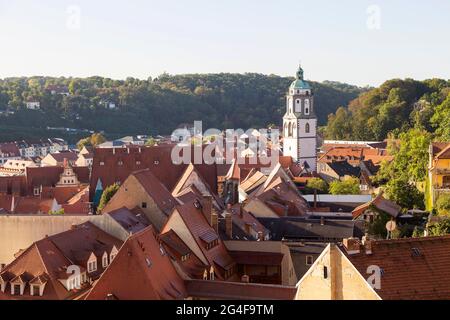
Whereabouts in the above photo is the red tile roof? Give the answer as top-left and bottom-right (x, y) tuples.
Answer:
(341, 235), (450, 300)
(89, 145), (218, 200)
(352, 193), (401, 219)
(0, 222), (122, 300)
(163, 192), (235, 280)
(85, 226), (186, 300)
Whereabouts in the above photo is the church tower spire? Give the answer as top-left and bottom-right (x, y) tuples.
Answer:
(282, 64), (317, 171)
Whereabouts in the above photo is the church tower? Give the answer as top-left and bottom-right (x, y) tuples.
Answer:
(283, 65), (317, 171)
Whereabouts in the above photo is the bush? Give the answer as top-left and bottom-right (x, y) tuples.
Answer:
(436, 194), (450, 216)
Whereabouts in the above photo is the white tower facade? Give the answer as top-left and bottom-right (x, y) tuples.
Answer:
(283, 65), (317, 171)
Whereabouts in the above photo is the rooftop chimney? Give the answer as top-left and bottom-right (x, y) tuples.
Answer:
(225, 212), (233, 239)
(320, 216), (325, 226)
(313, 190), (318, 209)
(342, 237), (361, 255)
(202, 195), (213, 222)
(362, 234), (373, 255)
(211, 212), (219, 234)
(257, 231), (264, 241)
(241, 275), (250, 283)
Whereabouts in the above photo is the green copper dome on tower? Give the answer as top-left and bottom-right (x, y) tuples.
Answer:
(290, 64), (311, 90)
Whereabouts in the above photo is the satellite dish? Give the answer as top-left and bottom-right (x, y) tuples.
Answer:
(386, 220), (397, 232)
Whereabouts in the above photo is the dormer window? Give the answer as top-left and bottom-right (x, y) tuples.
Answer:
(31, 285), (41, 296)
(136, 160), (141, 165)
(87, 254), (98, 273)
(110, 246), (118, 262)
(34, 186), (41, 196)
(102, 252), (109, 268)
(118, 161), (123, 166)
(154, 160), (160, 165)
(181, 253), (190, 262)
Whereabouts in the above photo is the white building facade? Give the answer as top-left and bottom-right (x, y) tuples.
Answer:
(283, 65), (317, 171)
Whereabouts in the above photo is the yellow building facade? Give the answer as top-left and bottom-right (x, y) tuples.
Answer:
(428, 143), (450, 208)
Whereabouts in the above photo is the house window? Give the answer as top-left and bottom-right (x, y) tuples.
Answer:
(13, 284), (21, 295)
(110, 253), (117, 261)
(31, 285), (41, 296)
(34, 187), (41, 196)
(136, 161), (141, 165)
(99, 161), (105, 166)
(323, 266), (328, 279)
(87, 260), (97, 273)
(154, 160), (160, 165)
(102, 255), (108, 268)
(306, 255), (314, 266)
(118, 161), (123, 166)
(141, 202), (147, 209)
(305, 123), (310, 133)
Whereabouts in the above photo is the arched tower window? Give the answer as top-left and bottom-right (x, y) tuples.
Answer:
(305, 123), (310, 133)
(288, 123), (292, 137)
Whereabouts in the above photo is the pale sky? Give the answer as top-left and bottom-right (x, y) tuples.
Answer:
(0, 0), (448, 86)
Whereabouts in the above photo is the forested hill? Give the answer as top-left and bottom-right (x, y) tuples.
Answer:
(325, 78), (450, 141)
(0, 74), (365, 143)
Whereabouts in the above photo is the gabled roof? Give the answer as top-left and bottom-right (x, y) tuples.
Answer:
(106, 206), (150, 234)
(352, 193), (401, 219)
(327, 161), (361, 177)
(132, 169), (179, 216)
(0, 222), (120, 300)
(165, 192), (235, 279)
(89, 145), (218, 200)
(340, 235), (450, 299)
(85, 227), (186, 300)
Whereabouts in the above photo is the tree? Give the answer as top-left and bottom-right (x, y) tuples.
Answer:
(306, 178), (329, 194)
(436, 194), (450, 216)
(77, 137), (91, 150)
(384, 178), (424, 210)
(329, 178), (360, 195)
(97, 183), (120, 212)
(90, 133), (106, 146)
(145, 137), (157, 146)
(431, 93), (450, 140)
(76, 132), (106, 150)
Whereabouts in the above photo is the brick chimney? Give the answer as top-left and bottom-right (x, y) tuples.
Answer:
(362, 234), (373, 255)
(211, 212), (218, 233)
(342, 237), (361, 255)
(202, 195), (213, 221)
(225, 212), (233, 239)
(257, 231), (264, 241)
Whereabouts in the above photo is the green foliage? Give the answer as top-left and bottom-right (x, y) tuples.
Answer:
(431, 92), (450, 140)
(76, 132), (106, 150)
(145, 137), (157, 146)
(329, 178), (360, 195)
(49, 208), (65, 215)
(305, 178), (329, 194)
(378, 129), (431, 184)
(384, 178), (424, 210)
(325, 78), (450, 141)
(0, 75), (365, 143)
(367, 211), (391, 239)
(436, 194), (450, 216)
(97, 183), (120, 212)
(428, 219), (450, 236)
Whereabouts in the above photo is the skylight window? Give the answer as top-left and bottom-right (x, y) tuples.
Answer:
(145, 257), (152, 268)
